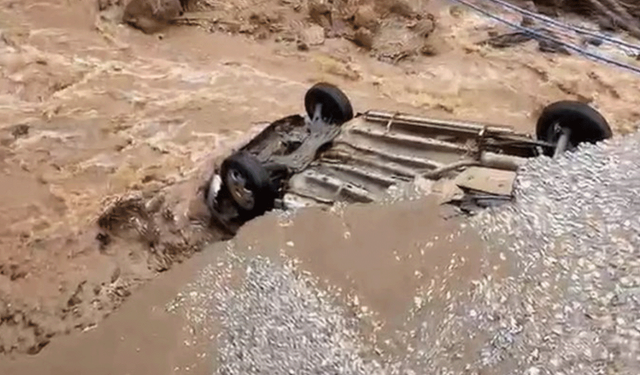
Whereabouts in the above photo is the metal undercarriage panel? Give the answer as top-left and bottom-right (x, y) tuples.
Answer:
(282, 113), (526, 209)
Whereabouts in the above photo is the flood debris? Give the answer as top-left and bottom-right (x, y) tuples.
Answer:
(478, 28), (569, 54)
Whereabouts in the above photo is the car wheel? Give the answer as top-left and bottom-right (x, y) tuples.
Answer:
(536, 100), (612, 156)
(220, 152), (276, 219)
(304, 82), (354, 125)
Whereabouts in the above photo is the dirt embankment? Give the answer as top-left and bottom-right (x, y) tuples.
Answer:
(117, 0), (640, 56)
(107, 0), (442, 63)
(513, 0), (640, 37)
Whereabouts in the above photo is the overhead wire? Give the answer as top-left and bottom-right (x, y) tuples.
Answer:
(480, 0), (640, 51)
(448, 0), (640, 75)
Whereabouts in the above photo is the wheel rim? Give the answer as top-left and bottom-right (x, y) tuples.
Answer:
(308, 96), (339, 124)
(546, 122), (576, 149)
(311, 102), (335, 126)
(546, 122), (561, 143)
(226, 169), (255, 210)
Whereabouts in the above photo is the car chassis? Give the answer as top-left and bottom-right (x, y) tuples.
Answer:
(205, 83), (613, 230)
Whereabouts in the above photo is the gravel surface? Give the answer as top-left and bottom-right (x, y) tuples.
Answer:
(466, 132), (640, 375)
(215, 256), (387, 375)
(173, 131), (640, 375)
(172, 245), (386, 375)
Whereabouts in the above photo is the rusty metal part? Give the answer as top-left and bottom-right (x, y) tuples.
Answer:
(364, 110), (555, 149)
(364, 110), (518, 137)
(350, 127), (471, 153)
(481, 152), (528, 170)
(421, 160), (482, 179)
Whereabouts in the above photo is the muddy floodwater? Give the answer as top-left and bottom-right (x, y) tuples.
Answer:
(1, 0), (640, 371)
(0, 196), (485, 374)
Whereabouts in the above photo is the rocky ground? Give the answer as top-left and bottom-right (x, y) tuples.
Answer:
(1, 0), (640, 361)
(108, 0), (444, 62)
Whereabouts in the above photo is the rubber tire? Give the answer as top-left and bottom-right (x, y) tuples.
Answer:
(304, 82), (354, 125)
(536, 101), (612, 156)
(220, 152), (276, 219)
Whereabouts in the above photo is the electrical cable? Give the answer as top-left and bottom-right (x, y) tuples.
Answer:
(449, 0), (640, 75)
(480, 0), (640, 51)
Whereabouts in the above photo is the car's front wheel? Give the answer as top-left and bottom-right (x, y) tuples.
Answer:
(220, 152), (277, 219)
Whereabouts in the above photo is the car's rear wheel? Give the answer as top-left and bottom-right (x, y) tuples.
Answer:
(304, 83), (354, 125)
(220, 152), (276, 219)
(536, 101), (612, 156)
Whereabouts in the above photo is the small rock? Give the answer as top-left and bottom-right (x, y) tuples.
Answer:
(239, 24), (255, 34)
(352, 28), (374, 50)
(122, 0), (183, 34)
(521, 16), (535, 27)
(419, 42), (438, 56)
(279, 30), (297, 42)
(352, 5), (378, 30)
(584, 37), (603, 47)
(408, 17), (436, 38)
(387, 0), (415, 18)
(98, 0), (123, 11)
(598, 17), (616, 32)
(300, 25), (325, 46)
(308, 0), (332, 28)
(521, 0), (537, 12)
(296, 40), (309, 51)
(449, 5), (464, 18)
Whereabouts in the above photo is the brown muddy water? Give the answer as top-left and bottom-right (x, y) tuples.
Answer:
(1, 0), (640, 370)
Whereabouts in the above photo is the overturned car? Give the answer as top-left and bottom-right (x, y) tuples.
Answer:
(205, 83), (613, 228)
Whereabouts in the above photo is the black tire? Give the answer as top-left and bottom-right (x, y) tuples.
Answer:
(536, 101), (612, 155)
(220, 152), (276, 219)
(304, 82), (354, 125)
